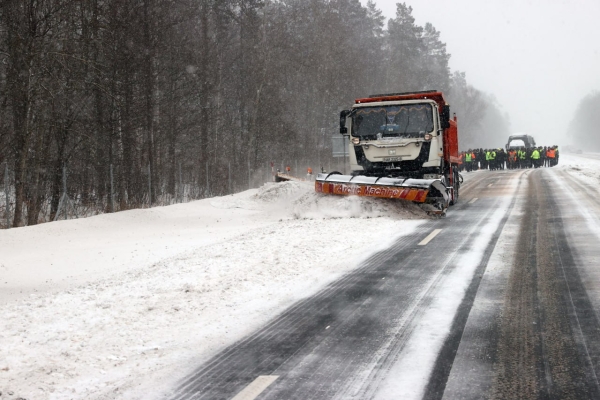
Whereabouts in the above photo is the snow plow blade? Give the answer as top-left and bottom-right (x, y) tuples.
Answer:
(315, 173), (449, 214)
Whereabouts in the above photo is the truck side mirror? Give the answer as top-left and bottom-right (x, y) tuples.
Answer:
(441, 105), (451, 129)
(340, 110), (350, 134)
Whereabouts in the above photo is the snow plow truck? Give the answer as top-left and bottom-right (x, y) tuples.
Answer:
(315, 90), (460, 215)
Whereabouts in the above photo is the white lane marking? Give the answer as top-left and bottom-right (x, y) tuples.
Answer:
(469, 198), (478, 204)
(487, 184), (493, 187)
(418, 229), (442, 246)
(326, 325), (330, 330)
(231, 375), (279, 400)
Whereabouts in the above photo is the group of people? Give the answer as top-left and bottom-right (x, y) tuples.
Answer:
(459, 146), (559, 172)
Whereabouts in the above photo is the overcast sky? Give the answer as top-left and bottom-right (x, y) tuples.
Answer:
(360, 0), (600, 145)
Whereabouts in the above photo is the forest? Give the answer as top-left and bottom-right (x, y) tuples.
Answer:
(0, 0), (509, 228)
(569, 91), (600, 150)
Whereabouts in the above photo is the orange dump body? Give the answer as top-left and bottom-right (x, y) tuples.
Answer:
(445, 118), (459, 165)
(355, 91), (447, 109)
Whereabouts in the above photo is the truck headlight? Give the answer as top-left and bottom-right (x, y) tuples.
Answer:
(351, 137), (360, 145)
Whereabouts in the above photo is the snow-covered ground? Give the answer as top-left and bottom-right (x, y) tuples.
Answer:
(0, 180), (427, 399)
(1, 154), (596, 400)
(559, 152), (600, 183)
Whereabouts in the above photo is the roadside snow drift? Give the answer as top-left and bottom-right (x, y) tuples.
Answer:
(0, 180), (426, 399)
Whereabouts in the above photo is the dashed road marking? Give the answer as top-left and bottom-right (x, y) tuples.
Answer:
(469, 198), (478, 204)
(418, 229), (442, 246)
(231, 375), (279, 400)
(487, 183), (493, 187)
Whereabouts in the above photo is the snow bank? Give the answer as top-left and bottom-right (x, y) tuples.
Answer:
(210, 180), (427, 220)
(559, 153), (600, 185)
(209, 180), (429, 221)
(0, 180), (426, 399)
(293, 188), (427, 220)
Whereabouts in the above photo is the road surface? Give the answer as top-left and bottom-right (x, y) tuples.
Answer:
(168, 167), (600, 400)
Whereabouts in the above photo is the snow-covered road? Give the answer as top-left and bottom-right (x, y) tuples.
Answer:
(1, 153), (599, 400)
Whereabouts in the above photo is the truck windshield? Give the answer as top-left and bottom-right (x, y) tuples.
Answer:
(352, 103), (434, 138)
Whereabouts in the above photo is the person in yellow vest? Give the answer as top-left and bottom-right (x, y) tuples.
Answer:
(531, 147), (541, 168)
(465, 149), (473, 172)
(518, 147), (527, 169)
